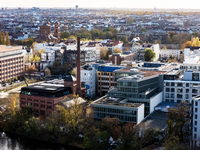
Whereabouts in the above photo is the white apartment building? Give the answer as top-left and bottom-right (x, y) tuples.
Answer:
(132, 44), (160, 61)
(82, 47), (100, 62)
(41, 51), (55, 65)
(80, 65), (96, 98)
(67, 44), (100, 63)
(180, 64), (200, 71)
(163, 71), (200, 103)
(160, 49), (182, 60)
(192, 96), (200, 148)
(184, 48), (200, 64)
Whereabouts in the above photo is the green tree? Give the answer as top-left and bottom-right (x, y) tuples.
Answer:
(167, 102), (191, 141)
(120, 36), (129, 44)
(60, 31), (70, 39)
(84, 126), (109, 150)
(144, 48), (156, 61)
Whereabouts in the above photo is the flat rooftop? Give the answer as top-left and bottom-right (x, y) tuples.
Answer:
(0, 45), (23, 52)
(139, 70), (166, 77)
(93, 96), (142, 108)
(21, 83), (70, 94)
(118, 72), (160, 81)
(138, 111), (168, 130)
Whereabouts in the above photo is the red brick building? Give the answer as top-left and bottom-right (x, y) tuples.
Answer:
(0, 45), (24, 83)
(20, 80), (73, 117)
(39, 22), (51, 42)
(109, 53), (134, 65)
(38, 22), (60, 43)
(20, 76), (85, 117)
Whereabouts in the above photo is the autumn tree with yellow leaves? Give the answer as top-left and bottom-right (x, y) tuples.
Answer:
(181, 37), (200, 49)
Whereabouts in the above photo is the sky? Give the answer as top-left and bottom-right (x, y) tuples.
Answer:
(1, 0), (200, 9)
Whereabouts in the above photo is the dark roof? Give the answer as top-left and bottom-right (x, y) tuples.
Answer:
(139, 111), (168, 130)
(64, 75), (76, 82)
(21, 84), (71, 94)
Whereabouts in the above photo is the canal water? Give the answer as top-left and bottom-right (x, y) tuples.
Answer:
(0, 132), (81, 150)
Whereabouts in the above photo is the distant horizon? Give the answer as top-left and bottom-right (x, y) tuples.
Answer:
(3, 7), (200, 12)
(2, 0), (200, 10)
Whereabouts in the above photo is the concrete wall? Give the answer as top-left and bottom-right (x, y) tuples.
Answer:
(150, 92), (162, 114)
(137, 104), (145, 123)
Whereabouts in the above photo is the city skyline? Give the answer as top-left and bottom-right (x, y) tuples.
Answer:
(1, 0), (200, 9)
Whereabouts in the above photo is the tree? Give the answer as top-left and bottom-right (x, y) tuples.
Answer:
(162, 46), (167, 50)
(25, 65), (37, 76)
(124, 47), (130, 52)
(44, 68), (51, 76)
(100, 47), (109, 60)
(60, 31), (70, 39)
(144, 48), (156, 61)
(140, 28), (146, 32)
(23, 37), (34, 48)
(71, 68), (76, 76)
(31, 55), (40, 62)
(167, 102), (191, 141)
(181, 41), (192, 50)
(5, 32), (10, 45)
(63, 25), (67, 30)
(30, 17), (34, 23)
(126, 18), (136, 24)
(192, 37), (200, 47)
(113, 48), (122, 54)
(120, 36), (129, 44)
(84, 126), (109, 150)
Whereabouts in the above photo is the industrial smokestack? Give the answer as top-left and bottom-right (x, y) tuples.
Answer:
(76, 37), (81, 96)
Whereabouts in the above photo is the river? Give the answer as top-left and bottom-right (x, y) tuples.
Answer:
(0, 132), (81, 150)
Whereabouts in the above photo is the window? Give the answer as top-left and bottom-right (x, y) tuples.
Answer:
(166, 82), (170, 86)
(195, 102), (198, 106)
(177, 88), (183, 93)
(166, 88), (170, 92)
(194, 127), (197, 132)
(177, 94), (182, 99)
(34, 103), (39, 107)
(195, 115), (197, 119)
(177, 83), (182, 87)
(47, 106), (52, 109)
(195, 121), (197, 126)
(194, 134), (197, 139)
(40, 104), (45, 108)
(165, 93), (170, 98)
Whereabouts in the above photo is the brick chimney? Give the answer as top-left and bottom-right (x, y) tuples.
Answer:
(76, 37), (81, 96)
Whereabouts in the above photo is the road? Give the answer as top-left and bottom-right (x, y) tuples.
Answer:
(0, 81), (44, 98)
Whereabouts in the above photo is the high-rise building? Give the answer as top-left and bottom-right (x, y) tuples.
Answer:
(0, 45), (24, 83)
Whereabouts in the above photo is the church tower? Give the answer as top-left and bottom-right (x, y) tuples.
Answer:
(54, 21), (60, 41)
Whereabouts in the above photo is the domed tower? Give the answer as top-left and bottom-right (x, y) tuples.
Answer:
(54, 21), (60, 42)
